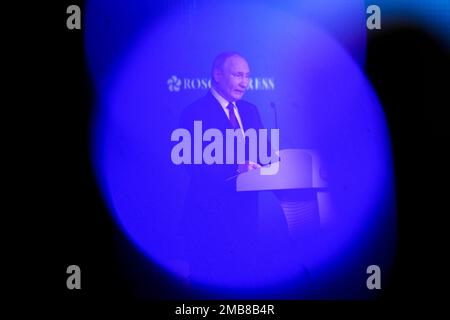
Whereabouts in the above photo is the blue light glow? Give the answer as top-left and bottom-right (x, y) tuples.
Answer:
(88, 1), (396, 298)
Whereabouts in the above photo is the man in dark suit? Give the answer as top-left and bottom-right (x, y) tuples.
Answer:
(179, 52), (268, 284)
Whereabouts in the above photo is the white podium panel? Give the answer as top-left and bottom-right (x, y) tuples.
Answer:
(236, 149), (327, 192)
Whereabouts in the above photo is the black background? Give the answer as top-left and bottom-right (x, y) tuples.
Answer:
(14, 0), (449, 312)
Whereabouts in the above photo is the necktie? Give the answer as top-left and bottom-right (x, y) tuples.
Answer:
(227, 103), (240, 129)
(227, 103), (245, 170)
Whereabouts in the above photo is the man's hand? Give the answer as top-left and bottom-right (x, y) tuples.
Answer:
(237, 161), (262, 173)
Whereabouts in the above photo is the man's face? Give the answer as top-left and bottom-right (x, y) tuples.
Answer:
(214, 55), (250, 102)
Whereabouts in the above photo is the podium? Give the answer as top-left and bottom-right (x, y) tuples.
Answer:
(236, 149), (329, 239)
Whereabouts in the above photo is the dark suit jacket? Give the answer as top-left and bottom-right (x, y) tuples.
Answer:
(180, 91), (266, 182)
(178, 91), (266, 266)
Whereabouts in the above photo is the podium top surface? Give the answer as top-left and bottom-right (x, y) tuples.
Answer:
(236, 149), (327, 192)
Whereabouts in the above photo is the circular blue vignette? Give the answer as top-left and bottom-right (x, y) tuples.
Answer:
(87, 1), (396, 298)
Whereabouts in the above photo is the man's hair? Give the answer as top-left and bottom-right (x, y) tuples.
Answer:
(211, 51), (244, 85)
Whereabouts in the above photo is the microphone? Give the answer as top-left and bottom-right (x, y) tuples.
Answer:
(270, 101), (278, 129)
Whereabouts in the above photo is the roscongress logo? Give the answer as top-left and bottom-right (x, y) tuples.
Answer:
(167, 75), (275, 92)
(167, 75), (182, 92)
